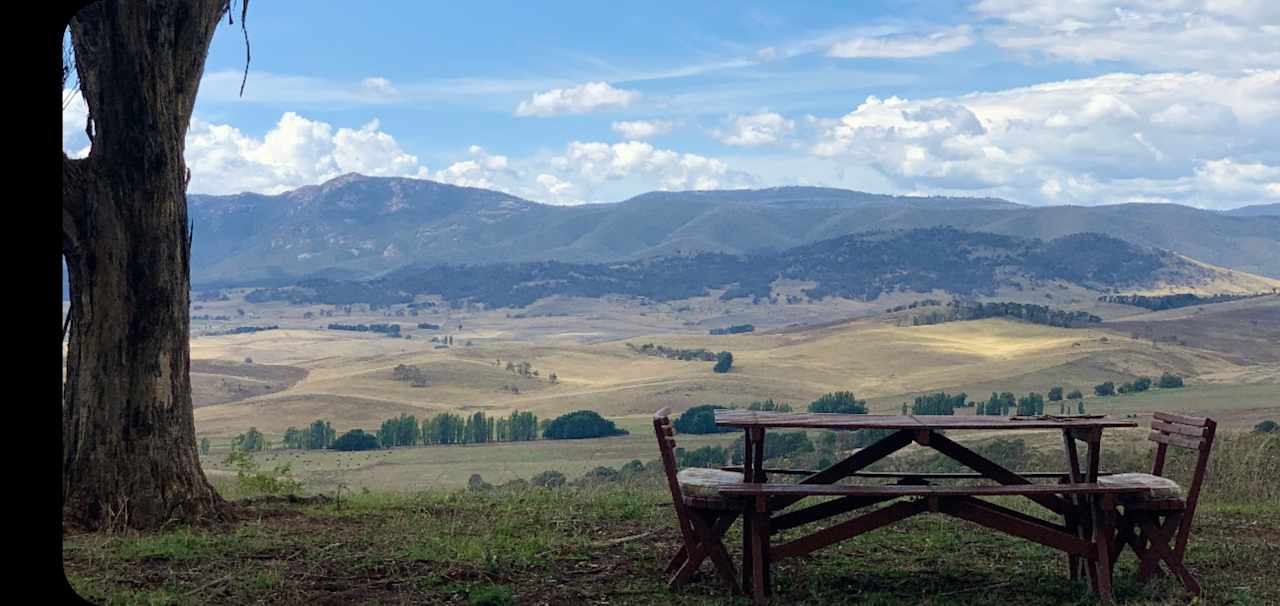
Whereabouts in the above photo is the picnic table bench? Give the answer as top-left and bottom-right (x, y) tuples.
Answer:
(712, 410), (1142, 604)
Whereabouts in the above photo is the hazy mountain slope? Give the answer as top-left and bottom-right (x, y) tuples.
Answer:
(187, 174), (1280, 287)
(244, 228), (1273, 309)
(1224, 203), (1280, 217)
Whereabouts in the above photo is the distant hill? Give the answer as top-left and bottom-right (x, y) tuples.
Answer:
(245, 227), (1276, 309)
(1224, 203), (1280, 217)
(186, 174), (1280, 287)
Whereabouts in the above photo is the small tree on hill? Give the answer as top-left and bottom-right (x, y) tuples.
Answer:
(1066, 389), (1084, 400)
(1048, 386), (1064, 402)
(1158, 372), (1184, 388)
(809, 391), (867, 415)
(332, 429), (380, 451)
(543, 410), (628, 440)
(1094, 381), (1116, 397)
(674, 405), (734, 434)
(1254, 420), (1278, 434)
(713, 351), (734, 373)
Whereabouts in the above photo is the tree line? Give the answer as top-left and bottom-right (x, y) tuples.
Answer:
(228, 409), (628, 454)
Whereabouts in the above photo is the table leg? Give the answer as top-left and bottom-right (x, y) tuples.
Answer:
(1062, 429), (1084, 581)
(1084, 430), (1103, 594)
(751, 497), (770, 604)
(741, 504), (753, 595)
(1092, 494), (1117, 603)
(751, 427), (766, 484)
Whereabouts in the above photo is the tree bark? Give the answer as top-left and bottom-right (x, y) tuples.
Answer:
(62, 0), (230, 531)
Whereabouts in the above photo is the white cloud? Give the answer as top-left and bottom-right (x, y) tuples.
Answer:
(610, 120), (674, 140)
(974, 0), (1280, 72)
(810, 70), (1280, 208)
(551, 140), (754, 192)
(712, 112), (795, 146)
(756, 46), (781, 62)
(433, 145), (516, 191)
(184, 112), (429, 195)
(62, 89), (90, 159)
(827, 26), (974, 59)
(359, 77), (399, 98)
(514, 82), (639, 117)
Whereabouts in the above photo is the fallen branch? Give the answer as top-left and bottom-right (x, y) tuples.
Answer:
(588, 530), (654, 548)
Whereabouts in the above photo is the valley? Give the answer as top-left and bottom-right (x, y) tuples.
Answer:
(188, 287), (1280, 491)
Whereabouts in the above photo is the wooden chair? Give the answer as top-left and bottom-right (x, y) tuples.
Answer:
(1101, 412), (1217, 595)
(653, 407), (743, 594)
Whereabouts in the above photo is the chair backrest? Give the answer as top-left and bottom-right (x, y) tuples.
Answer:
(1148, 411), (1217, 557)
(654, 408), (696, 546)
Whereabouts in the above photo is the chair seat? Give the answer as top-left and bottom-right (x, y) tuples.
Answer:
(677, 467), (744, 499)
(1099, 473), (1182, 500)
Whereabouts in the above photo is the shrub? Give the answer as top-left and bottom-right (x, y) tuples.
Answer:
(618, 459), (646, 478)
(531, 470), (566, 488)
(331, 429), (380, 451)
(748, 399), (792, 412)
(231, 427), (269, 452)
(1256, 420), (1278, 434)
(713, 351), (734, 373)
(678, 445), (727, 468)
(468, 473), (493, 491)
(730, 431), (813, 465)
(1094, 381), (1116, 396)
(1066, 389), (1084, 400)
(542, 410), (628, 440)
(1133, 376), (1152, 392)
(809, 391), (867, 415)
(1048, 386), (1063, 401)
(1159, 372), (1185, 388)
(580, 466), (620, 484)
(673, 404), (734, 434)
(223, 449), (302, 496)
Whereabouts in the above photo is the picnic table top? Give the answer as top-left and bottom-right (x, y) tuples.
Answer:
(713, 410), (1139, 431)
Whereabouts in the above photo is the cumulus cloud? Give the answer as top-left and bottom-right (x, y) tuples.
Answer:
(432, 145), (517, 191)
(827, 26), (975, 59)
(810, 70), (1280, 207)
(184, 112), (429, 195)
(712, 112), (795, 146)
(515, 82), (639, 117)
(551, 140), (754, 192)
(974, 0), (1280, 72)
(610, 120), (674, 140)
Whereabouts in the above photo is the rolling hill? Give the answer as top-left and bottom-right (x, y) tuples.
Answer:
(242, 228), (1280, 309)
(186, 174), (1280, 287)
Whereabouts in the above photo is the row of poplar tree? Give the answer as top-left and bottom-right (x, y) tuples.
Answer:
(271, 411), (542, 450)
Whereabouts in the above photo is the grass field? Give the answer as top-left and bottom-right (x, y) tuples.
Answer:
(64, 472), (1280, 605)
(183, 294), (1278, 493)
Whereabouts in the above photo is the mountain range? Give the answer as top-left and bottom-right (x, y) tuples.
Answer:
(185, 174), (1280, 289)
(245, 227), (1270, 310)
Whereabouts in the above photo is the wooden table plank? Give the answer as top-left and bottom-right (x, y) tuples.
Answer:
(718, 482), (1150, 497)
(713, 410), (1137, 430)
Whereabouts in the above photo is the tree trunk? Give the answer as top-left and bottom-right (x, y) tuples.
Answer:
(62, 0), (231, 531)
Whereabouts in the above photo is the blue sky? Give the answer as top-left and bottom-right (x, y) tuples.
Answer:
(63, 1), (1280, 208)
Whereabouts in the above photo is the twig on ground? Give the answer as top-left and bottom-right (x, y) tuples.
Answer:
(588, 531), (654, 548)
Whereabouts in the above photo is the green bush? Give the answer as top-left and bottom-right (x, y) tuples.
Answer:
(673, 404), (734, 434)
(1066, 389), (1084, 400)
(1256, 420), (1278, 434)
(730, 431), (813, 465)
(531, 470), (566, 488)
(678, 445), (727, 468)
(542, 410), (628, 440)
(1094, 381), (1116, 396)
(748, 399), (792, 412)
(1159, 372), (1185, 388)
(809, 391), (867, 414)
(713, 351), (734, 373)
(331, 429), (380, 451)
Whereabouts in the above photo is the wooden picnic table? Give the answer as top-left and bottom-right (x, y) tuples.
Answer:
(713, 410), (1141, 603)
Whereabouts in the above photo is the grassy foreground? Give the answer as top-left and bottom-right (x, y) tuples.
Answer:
(64, 478), (1279, 606)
